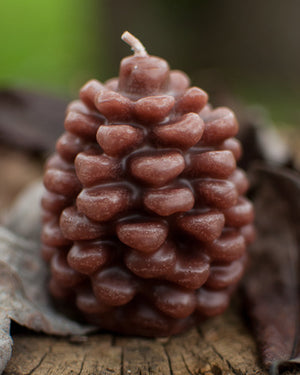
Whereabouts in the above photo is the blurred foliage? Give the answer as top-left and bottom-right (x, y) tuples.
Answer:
(0, 0), (298, 128)
(230, 79), (300, 126)
(104, 0), (300, 127)
(0, 0), (106, 95)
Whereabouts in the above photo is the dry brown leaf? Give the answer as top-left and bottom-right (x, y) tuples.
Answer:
(244, 165), (300, 374)
(0, 184), (96, 373)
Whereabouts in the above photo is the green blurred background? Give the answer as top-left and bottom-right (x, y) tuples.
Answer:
(0, 0), (299, 127)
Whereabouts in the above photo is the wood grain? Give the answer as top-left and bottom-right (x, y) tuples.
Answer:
(4, 304), (267, 375)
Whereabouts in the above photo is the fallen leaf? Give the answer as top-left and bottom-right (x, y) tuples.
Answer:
(244, 165), (300, 374)
(0, 183), (96, 372)
(0, 313), (12, 374)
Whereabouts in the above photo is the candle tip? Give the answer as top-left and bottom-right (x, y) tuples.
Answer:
(121, 31), (148, 57)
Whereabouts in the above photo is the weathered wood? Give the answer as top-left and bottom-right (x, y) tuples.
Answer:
(4, 335), (122, 375)
(164, 304), (266, 375)
(4, 304), (268, 375)
(117, 337), (171, 375)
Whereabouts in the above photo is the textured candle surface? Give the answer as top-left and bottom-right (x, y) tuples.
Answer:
(41, 33), (254, 336)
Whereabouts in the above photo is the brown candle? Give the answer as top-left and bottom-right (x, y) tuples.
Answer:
(41, 32), (254, 336)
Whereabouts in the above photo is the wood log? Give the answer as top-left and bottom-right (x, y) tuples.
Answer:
(4, 303), (267, 375)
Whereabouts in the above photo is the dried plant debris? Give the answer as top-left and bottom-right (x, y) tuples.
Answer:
(244, 165), (300, 374)
(0, 89), (68, 154)
(238, 119), (293, 171)
(0, 185), (96, 372)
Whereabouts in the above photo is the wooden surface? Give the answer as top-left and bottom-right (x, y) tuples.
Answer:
(4, 304), (266, 375)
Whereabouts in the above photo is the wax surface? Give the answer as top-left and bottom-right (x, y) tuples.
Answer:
(41, 38), (254, 336)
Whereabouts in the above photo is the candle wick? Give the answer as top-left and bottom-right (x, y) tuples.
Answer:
(121, 31), (148, 57)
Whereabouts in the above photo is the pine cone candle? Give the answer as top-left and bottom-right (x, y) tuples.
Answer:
(41, 32), (254, 337)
